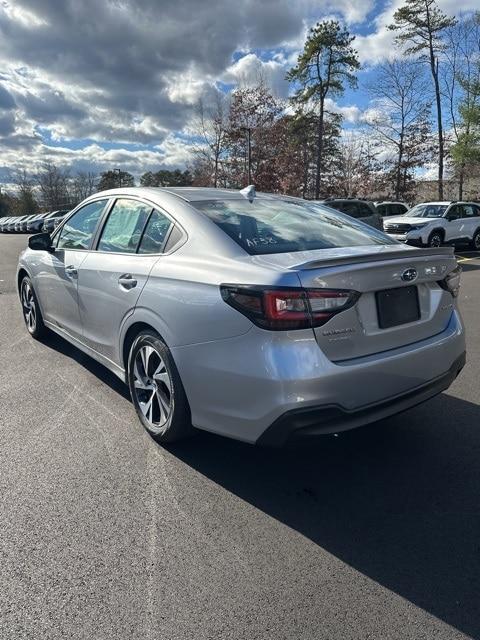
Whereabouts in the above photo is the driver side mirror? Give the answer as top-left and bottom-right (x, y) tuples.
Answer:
(28, 232), (54, 252)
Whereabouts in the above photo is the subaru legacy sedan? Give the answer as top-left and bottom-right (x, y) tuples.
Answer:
(17, 187), (465, 445)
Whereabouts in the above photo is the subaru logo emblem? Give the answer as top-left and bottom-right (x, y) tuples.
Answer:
(401, 268), (417, 282)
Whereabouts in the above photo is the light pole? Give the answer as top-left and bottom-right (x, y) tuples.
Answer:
(240, 127), (252, 185)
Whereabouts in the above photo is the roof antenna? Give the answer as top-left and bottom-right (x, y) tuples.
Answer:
(240, 184), (256, 202)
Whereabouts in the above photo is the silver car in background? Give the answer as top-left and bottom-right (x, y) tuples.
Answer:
(17, 187), (465, 445)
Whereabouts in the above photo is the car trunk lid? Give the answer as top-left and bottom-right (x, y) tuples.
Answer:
(252, 245), (458, 361)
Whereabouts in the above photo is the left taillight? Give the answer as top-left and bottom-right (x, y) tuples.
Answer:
(220, 285), (359, 331)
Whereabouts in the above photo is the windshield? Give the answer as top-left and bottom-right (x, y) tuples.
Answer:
(405, 204), (448, 218)
(193, 198), (396, 255)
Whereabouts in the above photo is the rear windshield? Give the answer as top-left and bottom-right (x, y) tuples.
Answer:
(193, 198), (395, 255)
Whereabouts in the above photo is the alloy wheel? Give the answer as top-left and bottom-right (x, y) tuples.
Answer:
(430, 234), (442, 247)
(132, 345), (172, 434)
(21, 280), (37, 333)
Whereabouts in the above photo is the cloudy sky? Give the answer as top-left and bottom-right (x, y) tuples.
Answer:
(0, 0), (477, 183)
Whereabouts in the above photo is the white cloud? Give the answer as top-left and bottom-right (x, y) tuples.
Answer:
(223, 53), (289, 98)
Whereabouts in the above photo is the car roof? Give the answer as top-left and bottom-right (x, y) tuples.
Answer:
(92, 186), (289, 203)
(418, 201), (453, 205)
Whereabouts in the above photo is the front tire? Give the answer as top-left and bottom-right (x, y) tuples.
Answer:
(127, 331), (192, 443)
(427, 231), (443, 248)
(20, 276), (46, 339)
(470, 230), (480, 251)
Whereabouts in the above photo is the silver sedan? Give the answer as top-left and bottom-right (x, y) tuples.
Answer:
(17, 187), (466, 445)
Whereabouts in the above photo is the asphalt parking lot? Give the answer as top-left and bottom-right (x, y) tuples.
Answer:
(1, 234), (480, 640)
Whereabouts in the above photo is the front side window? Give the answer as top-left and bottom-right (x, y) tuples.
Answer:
(193, 198), (396, 256)
(138, 210), (172, 254)
(57, 200), (108, 250)
(97, 199), (152, 253)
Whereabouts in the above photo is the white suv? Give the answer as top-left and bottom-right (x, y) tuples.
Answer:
(384, 201), (480, 249)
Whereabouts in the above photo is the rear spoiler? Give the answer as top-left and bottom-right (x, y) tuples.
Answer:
(292, 246), (455, 270)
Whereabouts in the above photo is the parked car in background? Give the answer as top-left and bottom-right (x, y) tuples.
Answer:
(41, 210), (70, 233)
(383, 201), (480, 248)
(20, 214), (40, 233)
(26, 213), (50, 234)
(17, 187), (465, 446)
(375, 201), (409, 217)
(320, 198), (383, 230)
(0, 216), (15, 232)
(14, 216), (33, 232)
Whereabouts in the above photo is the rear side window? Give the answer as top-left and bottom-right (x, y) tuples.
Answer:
(459, 204), (478, 218)
(193, 198), (395, 255)
(97, 199), (152, 253)
(138, 210), (172, 254)
(376, 204), (387, 215)
(57, 200), (108, 250)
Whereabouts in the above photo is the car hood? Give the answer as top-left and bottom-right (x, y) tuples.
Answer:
(385, 216), (437, 225)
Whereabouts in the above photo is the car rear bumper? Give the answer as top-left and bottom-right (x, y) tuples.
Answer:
(172, 309), (466, 444)
(257, 351), (466, 446)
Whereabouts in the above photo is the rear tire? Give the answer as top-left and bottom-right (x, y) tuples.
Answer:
(470, 230), (480, 251)
(127, 330), (192, 443)
(20, 276), (46, 339)
(427, 230), (443, 248)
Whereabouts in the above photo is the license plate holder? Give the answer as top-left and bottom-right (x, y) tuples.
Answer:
(376, 286), (420, 329)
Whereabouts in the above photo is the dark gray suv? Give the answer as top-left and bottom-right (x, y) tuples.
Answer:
(320, 198), (383, 230)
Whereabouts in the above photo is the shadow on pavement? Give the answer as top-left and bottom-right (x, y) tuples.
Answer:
(39, 331), (130, 400)
(40, 330), (480, 637)
(170, 392), (480, 639)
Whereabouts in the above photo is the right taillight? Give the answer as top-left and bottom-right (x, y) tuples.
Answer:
(220, 285), (359, 330)
(439, 265), (461, 298)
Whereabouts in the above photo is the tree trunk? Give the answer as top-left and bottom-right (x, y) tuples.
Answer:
(432, 64), (444, 200)
(458, 163), (464, 200)
(396, 134), (404, 201)
(425, 30), (444, 201)
(315, 99), (325, 200)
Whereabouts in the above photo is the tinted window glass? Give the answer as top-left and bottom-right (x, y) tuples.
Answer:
(57, 200), (107, 250)
(193, 198), (395, 255)
(459, 204), (476, 218)
(357, 202), (375, 217)
(98, 199), (151, 253)
(447, 205), (461, 220)
(376, 204), (387, 215)
(138, 210), (172, 254)
(340, 202), (361, 218)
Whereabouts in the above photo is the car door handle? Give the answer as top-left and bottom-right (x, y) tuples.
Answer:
(65, 265), (78, 278)
(118, 274), (138, 290)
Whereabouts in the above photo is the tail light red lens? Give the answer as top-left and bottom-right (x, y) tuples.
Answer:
(221, 285), (359, 330)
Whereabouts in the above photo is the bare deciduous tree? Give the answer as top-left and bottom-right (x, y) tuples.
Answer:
(191, 93), (229, 187)
(365, 60), (431, 200)
(72, 171), (97, 203)
(37, 162), (71, 211)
